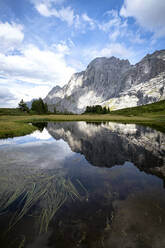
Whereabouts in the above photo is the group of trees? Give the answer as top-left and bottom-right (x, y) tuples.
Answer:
(18, 100), (110, 115)
(84, 105), (110, 114)
(31, 98), (48, 114)
(18, 98), (48, 114)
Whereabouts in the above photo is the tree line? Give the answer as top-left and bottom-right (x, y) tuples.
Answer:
(18, 98), (48, 114)
(18, 99), (110, 115)
(84, 105), (110, 114)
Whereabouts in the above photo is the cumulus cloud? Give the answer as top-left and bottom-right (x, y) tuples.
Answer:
(0, 20), (76, 107)
(120, 0), (165, 38)
(0, 44), (75, 86)
(0, 22), (24, 52)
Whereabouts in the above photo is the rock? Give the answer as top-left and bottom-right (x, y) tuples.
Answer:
(44, 50), (165, 113)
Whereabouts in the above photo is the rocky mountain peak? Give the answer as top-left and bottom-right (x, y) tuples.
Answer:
(50, 85), (62, 93)
(141, 50), (165, 62)
(87, 56), (131, 70)
(44, 49), (165, 113)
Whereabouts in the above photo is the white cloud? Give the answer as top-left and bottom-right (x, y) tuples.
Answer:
(120, 0), (165, 38)
(74, 15), (81, 29)
(31, 128), (52, 140)
(35, 3), (51, 16)
(33, 0), (75, 25)
(32, 0), (65, 7)
(99, 10), (127, 32)
(52, 41), (70, 54)
(83, 43), (135, 63)
(0, 87), (17, 107)
(16, 84), (52, 101)
(98, 10), (128, 42)
(0, 20), (77, 107)
(32, 0), (97, 30)
(98, 10), (145, 44)
(0, 22), (24, 52)
(57, 7), (74, 26)
(109, 29), (120, 42)
(0, 39), (77, 107)
(0, 44), (75, 86)
(82, 13), (96, 29)
(0, 77), (53, 107)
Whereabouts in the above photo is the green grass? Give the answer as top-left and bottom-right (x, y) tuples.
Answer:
(0, 117), (37, 138)
(111, 100), (165, 116)
(0, 100), (165, 138)
(0, 108), (29, 116)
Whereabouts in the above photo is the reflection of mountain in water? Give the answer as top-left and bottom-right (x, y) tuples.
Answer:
(47, 122), (165, 175)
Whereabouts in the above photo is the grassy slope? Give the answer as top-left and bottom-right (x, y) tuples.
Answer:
(111, 100), (165, 116)
(0, 100), (165, 138)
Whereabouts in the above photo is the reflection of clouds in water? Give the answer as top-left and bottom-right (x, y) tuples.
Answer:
(75, 122), (138, 136)
(0, 132), (74, 169)
(47, 121), (165, 168)
(30, 128), (52, 140)
(1, 123), (165, 248)
(0, 129), (53, 148)
(0, 139), (15, 146)
(103, 122), (138, 134)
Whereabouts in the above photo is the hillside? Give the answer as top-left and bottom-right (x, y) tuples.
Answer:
(111, 100), (165, 116)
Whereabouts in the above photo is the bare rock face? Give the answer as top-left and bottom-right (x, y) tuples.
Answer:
(44, 50), (165, 113)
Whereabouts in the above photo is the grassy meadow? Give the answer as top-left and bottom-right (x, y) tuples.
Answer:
(0, 100), (165, 138)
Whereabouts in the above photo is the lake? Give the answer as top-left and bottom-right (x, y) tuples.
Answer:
(0, 121), (165, 248)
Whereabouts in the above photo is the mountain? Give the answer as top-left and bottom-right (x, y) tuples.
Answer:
(44, 50), (165, 113)
(46, 122), (165, 177)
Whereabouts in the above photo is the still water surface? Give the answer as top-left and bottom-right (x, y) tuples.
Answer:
(0, 122), (165, 248)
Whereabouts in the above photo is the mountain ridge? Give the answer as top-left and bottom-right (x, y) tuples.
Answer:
(44, 49), (165, 113)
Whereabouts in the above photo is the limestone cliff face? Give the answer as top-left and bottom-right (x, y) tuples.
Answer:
(45, 50), (165, 113)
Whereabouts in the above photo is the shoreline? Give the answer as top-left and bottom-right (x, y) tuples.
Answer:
(0, 114), (165, 138)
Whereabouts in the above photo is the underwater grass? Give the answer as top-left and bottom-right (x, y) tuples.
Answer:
(0, 167), (81, 236)
(18, 235), (25, 248)
(38, 177), (80, 234)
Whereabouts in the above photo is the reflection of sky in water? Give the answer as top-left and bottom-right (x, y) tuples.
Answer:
(0, 125), (163, 196)
(0, 128), (53, 147)
(0, 128), (79, 169)
(0, 123), (165, 248)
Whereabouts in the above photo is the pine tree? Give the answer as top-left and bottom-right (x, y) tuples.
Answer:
(18, 99), (29, 112)
(31, 98), (48, 114)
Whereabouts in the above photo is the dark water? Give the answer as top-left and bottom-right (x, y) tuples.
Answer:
(0, 121), (165, 248)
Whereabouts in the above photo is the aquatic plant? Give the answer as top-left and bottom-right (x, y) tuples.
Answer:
(0, 167), (81, 235)
(37, 176), (80, 234)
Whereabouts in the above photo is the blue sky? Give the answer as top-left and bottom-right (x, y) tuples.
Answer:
(0, 0), (165, 107)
